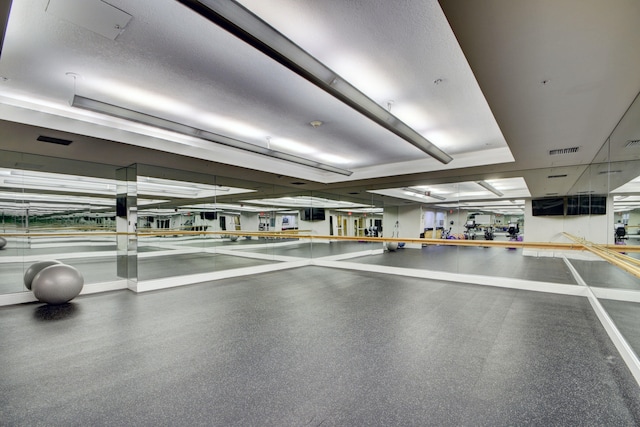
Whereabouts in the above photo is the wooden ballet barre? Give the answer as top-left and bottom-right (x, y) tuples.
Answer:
(563, 233), (640, 279)
(0, 230), (587, 251)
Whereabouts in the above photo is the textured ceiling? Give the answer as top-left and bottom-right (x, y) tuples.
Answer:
(0, 0), (639, 203)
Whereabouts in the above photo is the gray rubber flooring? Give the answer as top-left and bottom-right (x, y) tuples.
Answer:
(0, 253), (280, 294)
(179, 238), (299, 248)
(1, 267), (639, 426)
(600, 299), (640, 361)
(570, 259), (640, 290)
(353, 245), (578, 285)
(3, 241), (624, 294)
(238, 241), (377, 257)
(138, 253), (279, 280)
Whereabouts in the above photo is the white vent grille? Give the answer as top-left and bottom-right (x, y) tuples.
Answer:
(625, 139), (640, 148)
(549, 147), (579, 155)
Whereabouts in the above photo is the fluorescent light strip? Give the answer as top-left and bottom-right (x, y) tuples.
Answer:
(3, 178), (112, 194)
(71, 95), (353, 176)
(476, 181), (504, 197)
(402, 187), (446, 200)
(176, 0), (453, 165)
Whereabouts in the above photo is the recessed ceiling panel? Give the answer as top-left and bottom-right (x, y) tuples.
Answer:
(0, 0), (511, 183)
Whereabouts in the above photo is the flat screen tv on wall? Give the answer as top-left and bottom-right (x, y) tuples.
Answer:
(590, 196), (607, 215)
(566, 195), (606, 215)
(303, 208), (325, 221)
(200, 211), (218, 220)
(531, 198), (565, 216)
(116, 195), (127, 217)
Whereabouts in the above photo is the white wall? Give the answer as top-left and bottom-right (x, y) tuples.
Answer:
(474, 214), (492, 226)
(382, 205), (422, 248)
(201, 217), (220, 232)
(383, 207), (399, 240)
(449, 209), (472, 235)
(627, 209), (640, 232)
(241, 212), (259, 231)
(299, 209), (331, 236)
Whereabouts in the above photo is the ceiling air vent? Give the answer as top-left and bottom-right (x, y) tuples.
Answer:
(545, 193), (559, 196)
(625, 139), (640, 148)
(37, 135), (73, 146)
(549, 146), (579, 155)
(547, 174), (568, 179)
(290, 182), (306, 186)
(598, 170), (622, 175)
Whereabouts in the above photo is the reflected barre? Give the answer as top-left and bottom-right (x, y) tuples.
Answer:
(563, 233), (640, 279)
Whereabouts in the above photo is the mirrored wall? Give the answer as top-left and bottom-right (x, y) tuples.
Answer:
(1, 96), (640, 361)
(1, 154), (639, 296)
(0, 159), (120, 295)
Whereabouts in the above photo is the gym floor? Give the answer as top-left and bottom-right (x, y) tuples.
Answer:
(2, 262), (640, 425)
(2, 239), (638, 290)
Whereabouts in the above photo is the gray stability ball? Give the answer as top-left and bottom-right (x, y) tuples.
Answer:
(24, 260), (62, 290)
(0, 236), (6, 249)
(31, 264), (84, 305)
(386, 241), (399, 251)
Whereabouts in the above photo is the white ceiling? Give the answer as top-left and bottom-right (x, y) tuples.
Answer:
(0, 0), (512, 183)
(0, 0), (639, 203)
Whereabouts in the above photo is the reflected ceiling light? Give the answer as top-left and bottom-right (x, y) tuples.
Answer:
(3, 178), (113, 195)
(404, 191), (423, 198)
(241, 196), (367, 208)
(197, 113), (265, 139)
(138, 176), (235, 193)
(317, 153), (350, 164)
(402, 187), (446, 200)
(176, 0), (453, 165)
(476, 181), (504, 197)
(0, 192), (114, 206)
(330, 55), (397, 101)
(86, 77), (195, 117)
(268, 137), (316, 155)
(71, 95), (353, 176)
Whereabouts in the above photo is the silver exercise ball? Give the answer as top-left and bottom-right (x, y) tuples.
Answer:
(0, 236), (6, 249)
(229, 235), (239, 242)
(386, 241), (399, 251)
(32, 264), (84, 305)
(24, 260), (62, 290)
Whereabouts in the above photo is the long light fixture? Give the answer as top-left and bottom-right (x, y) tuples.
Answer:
(71, 95), (353, 176)
(175, 0), (453, 165)
(476, 180), (504, 197)
(402, 187), (446, 200)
